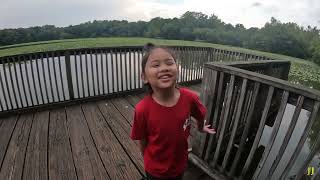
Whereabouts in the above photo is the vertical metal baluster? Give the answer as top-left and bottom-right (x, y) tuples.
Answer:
(41, 54), (49, 103)
(197, 49), (201, 80)
(190, 49), (194, 81)
(7, 58), (19, 108)
(129, 49), (132, 90)
(133, 50), (137, 89)
(74, 51), (80, 99)
(138, 49), (142, 88)
(79, 51), (85, 98)
(182, 48), (186, 83)
(120, 49), (123, 91)
(29, 54), (39, 105)
(85, 50), (90, 96)
(35, 54), (44, 104)
(124, 48), (128, 91)
(110, 50), (115, 93)
(95, 49), (100, 95)
(52, 52), (60, 102)
(188, 48), (191, 81)
(192, 49), (196, 81)
(115, 50), (119, 92)
(90, 50), (96, 96)
(58, 53), (66, 101)
(24, 55), (34, 106)
(104, 49), (109, 94)
(0, 57), (9, 110)
(182, 48), (186, 82)
(17, 56), (28, 107)
(101, 49), (105, 94)
(46, 53), (54, 102)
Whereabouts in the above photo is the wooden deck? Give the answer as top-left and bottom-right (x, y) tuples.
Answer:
(0, 84), (213, 180)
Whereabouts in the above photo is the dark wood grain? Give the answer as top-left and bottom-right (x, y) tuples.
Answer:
(97, 100), (144, 174)
(48, 108), (77, 180)
(0, 113), (33, 180)
(23, 110), (49, 180)
(82, 102), (142, 179)
(66, 105), (109, 180)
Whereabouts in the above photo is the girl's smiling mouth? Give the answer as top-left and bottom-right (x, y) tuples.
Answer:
(158, 73), (173, 80)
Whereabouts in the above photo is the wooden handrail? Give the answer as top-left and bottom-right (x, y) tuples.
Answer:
(193, 60), (320, 180)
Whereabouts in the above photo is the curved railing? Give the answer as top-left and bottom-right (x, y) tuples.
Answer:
(0, 46), (271, 116)
(192, 60), (320, 180)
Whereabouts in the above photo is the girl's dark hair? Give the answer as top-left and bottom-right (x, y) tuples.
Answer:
(141, 43), (177, 93)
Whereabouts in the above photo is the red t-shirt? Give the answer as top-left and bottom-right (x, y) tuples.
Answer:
(130, 87), (207, 178)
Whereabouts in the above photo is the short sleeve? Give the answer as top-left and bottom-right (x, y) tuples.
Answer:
(130, 106), (147, 140)
(191, 94), (207, 128)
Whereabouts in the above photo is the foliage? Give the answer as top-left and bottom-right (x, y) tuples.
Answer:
(1, 11), (319, 66)
(0, 37), (319, 91)
(289, 61), (320, 90)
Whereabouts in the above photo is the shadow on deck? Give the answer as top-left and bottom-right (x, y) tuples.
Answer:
(0, 84), (213, 180)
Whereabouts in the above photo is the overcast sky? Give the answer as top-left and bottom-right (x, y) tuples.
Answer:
(1, 0), (319, 29)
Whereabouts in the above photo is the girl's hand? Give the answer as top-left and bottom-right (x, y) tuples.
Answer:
(202, 124), (216, 134)
(201, 120), (216, 134)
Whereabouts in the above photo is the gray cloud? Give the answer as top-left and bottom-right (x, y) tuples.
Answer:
(0, 0), (320, 29)
(0, 0), (145, 29)
(252, 2), (262, 7)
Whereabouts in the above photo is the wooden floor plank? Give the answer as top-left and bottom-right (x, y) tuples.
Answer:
(23, 111), (49, 180)
(0, 84), (208, 180)
(97, 100), (144, 174)
(109, 98), (139, 148)
(66, 105), (110, 180)
(82, 102), (142, 180)
(48, 108), (77, 180)
(124, 95), (141, 107)
(111, 98), (135, 126)
(0, 113), (34, 180)
(0, 116), (18, 170)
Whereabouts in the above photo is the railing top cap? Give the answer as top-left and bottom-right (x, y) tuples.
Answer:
(205, 60), (320, 101)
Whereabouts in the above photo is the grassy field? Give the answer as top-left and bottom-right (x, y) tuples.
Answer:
(0, 37), (319, 90)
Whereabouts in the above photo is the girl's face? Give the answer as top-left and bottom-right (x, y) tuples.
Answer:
(142, 48), (178, 90)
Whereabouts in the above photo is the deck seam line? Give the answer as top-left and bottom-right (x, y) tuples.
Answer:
(21, 113), (35, 180)
(111, 99), (132, 127)
(64, 107), (79, 180)
(0, 115), (20, 173)
(95, 101), (145, 177)
(80, 103), (112, 180)
(46, 111), (50, 180)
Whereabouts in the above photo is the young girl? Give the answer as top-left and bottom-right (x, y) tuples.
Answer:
(130, 43), (215, 180)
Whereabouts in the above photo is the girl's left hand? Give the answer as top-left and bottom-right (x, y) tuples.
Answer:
(203, 124), (216, 134)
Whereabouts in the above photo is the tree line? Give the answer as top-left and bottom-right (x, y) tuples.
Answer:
(1, 11), (320, 64)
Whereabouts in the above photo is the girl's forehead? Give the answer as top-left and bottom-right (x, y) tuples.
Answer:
(148, 48), (173, 61)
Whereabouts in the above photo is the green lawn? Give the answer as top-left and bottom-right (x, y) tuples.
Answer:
(0, 37), (319, 90)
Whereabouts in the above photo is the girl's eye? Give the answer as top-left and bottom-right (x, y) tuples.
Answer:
(151, 64), (159, 67)
(166, 61), (174, 65)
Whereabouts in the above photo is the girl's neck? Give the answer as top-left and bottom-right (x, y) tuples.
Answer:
(151, 85), (180, 106)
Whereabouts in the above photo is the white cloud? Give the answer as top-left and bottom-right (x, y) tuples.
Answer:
(0, 0), (319, 29)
